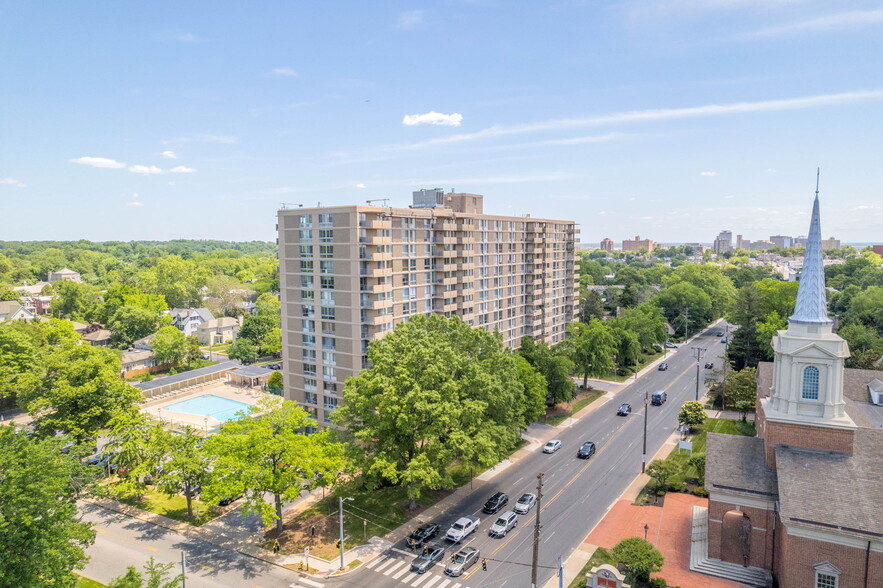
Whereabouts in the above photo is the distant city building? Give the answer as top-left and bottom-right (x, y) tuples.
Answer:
(821, 236), (841, 250)
(712, 230), (733, 254)
(47, 268), (81, 283)
(735, 234), (746, 251)
(872, 244), (883, 256)
(769, 235), (792, 249)
(600, 237), (614, 253)
(793, 235), (808, 248)
(278, 191), (578, 425)
(621, 235), (654, 254)
(750, 239), (775, 251)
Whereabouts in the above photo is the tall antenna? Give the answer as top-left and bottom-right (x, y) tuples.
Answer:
(815, 167), (820, 198)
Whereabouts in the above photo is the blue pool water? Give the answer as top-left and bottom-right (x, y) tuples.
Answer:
(162, 394), (251, 421)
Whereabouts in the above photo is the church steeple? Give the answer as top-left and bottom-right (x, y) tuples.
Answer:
(789, 171), (832, 326)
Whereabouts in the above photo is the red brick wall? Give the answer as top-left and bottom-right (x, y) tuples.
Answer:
(707, 500), (776, 569)
(762, 419), (854, 468)
(776, 529), (883, 588)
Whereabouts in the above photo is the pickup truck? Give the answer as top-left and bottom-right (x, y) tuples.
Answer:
(446, 516), (480, 542)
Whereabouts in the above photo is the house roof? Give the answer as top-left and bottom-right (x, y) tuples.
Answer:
(82, 328), (112, 342)
(0, 300), (29, 319)
(169, 307), (214, 322)
(52, 268), (79, 275)
(121, 349), (155, 364)
(199, 317), (239, 329)
(13, 281), (51, 296)
(775, 428), (883, 541)
(132, 333), (156, 348)
(229, 365), (273, 378)
(706, 433), (778, 498)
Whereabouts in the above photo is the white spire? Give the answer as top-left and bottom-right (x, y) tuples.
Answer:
(789, 173), (832, 325)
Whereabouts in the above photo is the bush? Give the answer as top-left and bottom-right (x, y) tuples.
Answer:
(610, 537), (664, 582)
(649, 578), (668, 588)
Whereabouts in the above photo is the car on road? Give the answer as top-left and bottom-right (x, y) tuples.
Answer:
(657, 362), (669, 371)
(617, 403), (632, 416)
(721, 337), (728, 344)
(704, 362), (714, 369)
(410, 545), (445, 574)
(715, 331), (724, 337)
(577, 441), (597, 459)
(445, 546), (480, 577)
(446, 516), (480, 542)
(482, 492), (509, 514)
(488, 511), (518, 538)
(406, 523), (440, 549)
(543, 440), (562, 454)
(651, 391), (667, 405)
(514, 493), (536, 514)
(664, 341), (678, 349)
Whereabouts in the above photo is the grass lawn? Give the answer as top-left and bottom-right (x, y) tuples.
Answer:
(637, 417), (755, 503)
(537, 388), (605, 426)
(567, 547), (615, 588)
(96, 479), (220, 526)
(76, 576), (106, 588)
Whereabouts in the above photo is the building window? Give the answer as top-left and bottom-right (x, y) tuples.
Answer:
(321, 306), (335, 320)
(301, 304), (315, 318)
(320, 291), (335, 306)
(321, 276), (334, 289)
(299, 245), (313, 257)
(299, 260), (313, 272)
(323, 366), (336, 381)
(816, 573), (837, 588)
(319, 229), (333, 243)
(303, 349), (316, 362)
(298, 215), (312, 228)
(318, 213), (333, 227)
(320, 261), (334, 275)
(323, 396), (338, 411)
(303, 363), (316, 377)
(304, 391), (318, 404)
(298, 229), (312, 241)
(323, 381), (337, 393)
(319, 245), (334, 258)
(304, 378), (317, 392)
(302, 334), (316, 348)
(802, 365), (820, 400)
(301, 275), (313, 289)
(322, 336), (336, 350)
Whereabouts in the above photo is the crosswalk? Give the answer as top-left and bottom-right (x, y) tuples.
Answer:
(364, 554), (473, 588)
(289, 575), (324, 588)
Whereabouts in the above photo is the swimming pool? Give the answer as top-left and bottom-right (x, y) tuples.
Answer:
(162, 394), (252, 422)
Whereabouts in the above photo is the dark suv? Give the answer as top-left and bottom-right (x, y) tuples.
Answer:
(651, 391), (667, 406)
(482, 492), (509, 514)
(577, 441), (596, 459)
(406, 523), (440, 549)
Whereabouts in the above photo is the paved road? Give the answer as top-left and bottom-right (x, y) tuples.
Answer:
(80, 502), (322, 588)
(328, 325), (729, 588)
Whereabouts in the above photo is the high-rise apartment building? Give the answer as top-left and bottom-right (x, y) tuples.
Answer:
(277, 191), (578, 425)
(713, 230), (733, 254)
(600, 238), (614, 253)
(621, 235), (655, 254)
(769, 235), (793, 249)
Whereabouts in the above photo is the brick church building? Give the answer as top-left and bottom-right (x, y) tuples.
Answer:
(700, 194), (883, 587)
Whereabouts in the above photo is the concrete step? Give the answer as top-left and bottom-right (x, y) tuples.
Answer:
(689, 505), (768, 587)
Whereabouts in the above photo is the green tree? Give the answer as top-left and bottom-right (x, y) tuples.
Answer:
(662, 263), (736, 318)
(0, 283), (18, 300)
(254, 292), (281, 322)
(227, 337), (258, 363)
(238, 313), (276, 352)
(646, 459), (679, 493)
(839, 323), (883, 369)
(104, 411), (168, 492)
(53, 279), (102, 321)
(677, 401), (706, 432)
(562, 319), (617, 387)
(653, 282), (712, 339)
(617, 303), (668, 352)
(107, 557), (183, 588)
(688, 453), (707, 484)
(156, 427), (212, 518)
(267, 370), (283, 395)
(260, 326), (282, 355)
(710, 367), (757, 411)
(519, 337), (575, 403)
(151, 326), (186, 367)
(0, 325), (38, 402)
(19, 342), (143, 443)
(138, 256), (211, 308)
(334, 315), (538, 508)
(184, 334), (203, 365)
(514, 354), (547, 426)
(0, 427), (96, 587)
(108, 305), (163, 348)
(578, 288), (605, 322)
(203, 397), (342, 530)
(610, 537), (664, 582)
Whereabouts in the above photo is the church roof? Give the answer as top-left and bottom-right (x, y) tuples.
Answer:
(706, 434), (778, 497)
(775, 428), (883, 541)
(789, 194), (832, 325)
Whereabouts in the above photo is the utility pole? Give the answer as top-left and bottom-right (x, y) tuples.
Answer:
(558, 554), (564, 588)
(642, 390), (649, 473)
(684, 305), (690, 341)
(338, 496), (353, 570)
(692, 347), (706, 402)
(531, 473), (545, 588)
(181, 551), (187, 588)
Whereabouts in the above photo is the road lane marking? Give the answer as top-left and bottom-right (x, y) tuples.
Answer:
(366, 556), (384, 568)
(422, 575), (443, 588)
(543, 530), (556, 543)
(383, 560), (405, 575)
(296, 577), (324, 588)
(392, 564), (411, 579)
(411, 572), (430, 586)
(374, 558), (395, 573)
(436, 579), (451, 588)
(95, 527), (158, 551)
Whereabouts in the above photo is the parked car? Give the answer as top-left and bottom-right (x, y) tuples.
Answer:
(410, 546), (445, 574)
(217, 494), (242, 507)
(658, 362), (669, 371)
(445, 547), (480, 577)
(577, 441), (597, 459)
(721, 337), (728, 344)
(651, 391), (667, 406)
(714, 331), (724, 337)
(201, 352), (211, 360)
(488, 511), (518, 538)
(543, 440), (562, 454)
(482, 492), (509, 514)
(407, 523), (440, 550)
(446, 516), (480, 542)
(704, 362), (714, 369)
(664, 342), (678, 349)
(514, 493), (536, 514)
(617, 403), (632, 416)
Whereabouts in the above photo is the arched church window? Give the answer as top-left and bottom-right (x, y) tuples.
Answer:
(802, 366), (820, 400)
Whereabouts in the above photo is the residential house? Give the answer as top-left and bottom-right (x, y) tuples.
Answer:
(132, 333), (156, 351)
(20, 295), (52, 316)
(81, 323), (112, 346)
(169, 308), (215, 337)
(14, 281), (51, 297)
(196, 316), (241, 345)
(0, 301), (34, 322)
(47, 268), (82, 283)
(120, 349), (158, 378)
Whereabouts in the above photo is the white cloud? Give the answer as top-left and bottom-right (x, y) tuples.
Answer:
(724, 195), (736, 199)
(69, 156), (126, 169)
(403, 111), (464, 127)
(128, 165), (164, 175)
(127, 201), (144, 207)
(699, 171), (718, 176)
(395, 10), (425, 30)
(355, 183), (366, 189)
(749, 9), (883, 38)
(269, 67), (298, 77)
(169, 166), (197, 174)
(0, 178), (26, 188)
(161, 150), (177, 159)
(852, 204), (873, 210)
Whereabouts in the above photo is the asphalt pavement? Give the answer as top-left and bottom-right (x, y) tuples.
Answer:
(324, 324), (729, 588)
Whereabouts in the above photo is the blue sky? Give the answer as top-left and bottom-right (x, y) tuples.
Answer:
(2, 1), (882, 244)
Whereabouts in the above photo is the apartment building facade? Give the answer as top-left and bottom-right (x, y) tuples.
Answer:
(277, 191), (578, 425)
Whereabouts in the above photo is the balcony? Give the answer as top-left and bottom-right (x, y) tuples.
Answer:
(365, 235), (392, 245)
(359, 218), (392, 229)
(359, 266), (393, 277)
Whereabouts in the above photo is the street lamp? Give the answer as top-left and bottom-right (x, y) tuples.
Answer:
(691, 346), (706, 402)
(338, 496), (354, 570)
(644, 524), (649, 542)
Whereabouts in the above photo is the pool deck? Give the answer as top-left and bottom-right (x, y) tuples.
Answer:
(141, 382), (267, 432)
